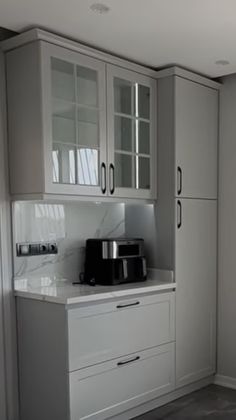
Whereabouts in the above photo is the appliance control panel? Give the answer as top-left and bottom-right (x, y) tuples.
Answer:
(16, 242), (58, 257)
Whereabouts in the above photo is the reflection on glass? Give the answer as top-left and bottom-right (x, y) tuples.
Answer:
(138, 121), (150, 154)
(51, 58), (75, 102)
(78, 107), (99, 147)
(77, 66), (98, 107)
(115, 153), (133, 188)
(52, 148), (59, 183)
(138, 85), (150, 119)
(52, 101), (76, 144)
(52, 144), (76, 184)
(115, 116), (133, 152)
(138, 157), (150, 189)
(114, 78), (133, 115)
(77, 148), (99, 185)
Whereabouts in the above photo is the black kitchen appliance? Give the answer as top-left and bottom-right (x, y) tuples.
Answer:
(84, 238), (147, 285)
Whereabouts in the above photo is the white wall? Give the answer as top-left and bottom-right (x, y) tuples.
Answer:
(218, 74), (236, 379)
(0, 51), (19, 420)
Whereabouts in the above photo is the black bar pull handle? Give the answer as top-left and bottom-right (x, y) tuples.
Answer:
(109, 163), (115, 195)
(101, 162), (106, 194)
(177, 200), (182, 229)
(177, 166), (182, 195)
(116, 301), (140, 309)
(117, 356), (140, 366)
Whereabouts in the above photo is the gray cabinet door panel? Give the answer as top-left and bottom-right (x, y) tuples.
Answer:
(175, 198), (217, 387)
(175, 77), (218, 199)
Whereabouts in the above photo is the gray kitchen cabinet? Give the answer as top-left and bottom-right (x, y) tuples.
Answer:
(3, 29), (157, 201)
(175, 198), (217, 387)
(175, 77), (218, 199)
(156, 68), (220, 388)
(16, 291), (175, 420)
(107, 64), (157, 200)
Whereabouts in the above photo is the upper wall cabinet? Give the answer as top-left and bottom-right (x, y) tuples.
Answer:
(5, 38), (157, 201)
(175, 77), (218, 199)
(107, 65), (157, 200)
(157, 74), (219, 201)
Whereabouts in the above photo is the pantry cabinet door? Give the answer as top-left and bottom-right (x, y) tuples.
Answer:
(41, 43), (107, 197)
(107, 65), (157, 200)
(175, 198), (217, 388)
(175, 77), (218, 199)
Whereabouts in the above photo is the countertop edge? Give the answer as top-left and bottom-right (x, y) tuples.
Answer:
(15, 282), (177, 305)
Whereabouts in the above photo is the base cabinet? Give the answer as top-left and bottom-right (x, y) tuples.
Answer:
(70, 344), (175, 420)
(17, 291), (176, 420)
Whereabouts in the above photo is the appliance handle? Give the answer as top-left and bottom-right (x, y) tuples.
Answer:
(109, 163), (115, 195)
(122, 259), (128, 279)
(177, 200), (182, 229)
(117, 356), (140, 366)
(177, 166), (182, 195)
(101, 162), (106, 194)
(142, 257), (147, 277)
(116, 301), (140, 309)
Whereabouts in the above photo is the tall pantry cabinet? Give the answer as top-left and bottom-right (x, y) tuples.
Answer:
(157, 69), (219, 388)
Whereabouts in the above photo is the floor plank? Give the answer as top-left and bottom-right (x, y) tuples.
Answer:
(134, 385), (236, 419)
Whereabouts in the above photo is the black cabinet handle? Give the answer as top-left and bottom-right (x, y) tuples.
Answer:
(101, 162), (106, 194)
(177, 166), (182, 195)
(109, 163), (115, 195)
(116, 301), (140, 309)
(117, 356), (140, 366)
(177, 200), (182, 229)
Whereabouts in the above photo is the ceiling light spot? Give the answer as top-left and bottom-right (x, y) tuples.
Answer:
(215, 59), (230, 66)
(90, 3), (110, 14)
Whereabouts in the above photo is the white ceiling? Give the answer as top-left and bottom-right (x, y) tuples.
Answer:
(1, 0), (236, 78)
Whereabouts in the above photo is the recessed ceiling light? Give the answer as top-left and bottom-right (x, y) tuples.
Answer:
(215, 59), (230, 66)
(90, 3), (110, 14)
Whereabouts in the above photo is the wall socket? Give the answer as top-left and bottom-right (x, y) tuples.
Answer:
(16, 242), (58, 257)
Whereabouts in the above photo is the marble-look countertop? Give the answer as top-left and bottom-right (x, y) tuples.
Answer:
(14, 269), (175, 305)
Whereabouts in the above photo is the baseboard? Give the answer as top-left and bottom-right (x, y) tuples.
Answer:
(112, 375), (214, 420)
(214, 374), (236, 390)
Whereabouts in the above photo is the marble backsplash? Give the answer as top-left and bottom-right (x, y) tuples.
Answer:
(13, 202), (125, 282)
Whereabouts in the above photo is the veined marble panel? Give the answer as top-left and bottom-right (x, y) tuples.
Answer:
(13, 202), (125, 282)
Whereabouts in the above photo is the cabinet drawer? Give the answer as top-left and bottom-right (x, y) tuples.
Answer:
(69, 343), (175, 420)
(68, 292), (175, 371)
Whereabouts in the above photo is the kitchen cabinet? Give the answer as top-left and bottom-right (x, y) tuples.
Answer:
(16, 290), (175, 420)
(107, 65), (157, 199)
(175, 198), (217, 387)
(175, 77), (218, 199)
(4, 30), (157, 201)
(156, 68), (220, 388)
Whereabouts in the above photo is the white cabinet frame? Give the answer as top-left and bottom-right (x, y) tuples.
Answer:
(107, 64), (157, 200)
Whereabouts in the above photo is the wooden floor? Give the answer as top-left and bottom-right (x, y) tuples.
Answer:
(134, 385), (236, 419)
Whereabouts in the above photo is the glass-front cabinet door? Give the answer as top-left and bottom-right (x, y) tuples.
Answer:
(42, 44), (107, 196)
(107, 65), (157, 199)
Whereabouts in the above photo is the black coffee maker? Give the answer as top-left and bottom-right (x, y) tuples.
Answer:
(84, 238), (147, 285)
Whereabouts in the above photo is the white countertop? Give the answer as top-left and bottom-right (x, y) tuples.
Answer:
(14, 269), (175, 305)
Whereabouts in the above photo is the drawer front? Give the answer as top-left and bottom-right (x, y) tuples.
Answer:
(68, 292), (175, 371)
(69, 343), (175, 420)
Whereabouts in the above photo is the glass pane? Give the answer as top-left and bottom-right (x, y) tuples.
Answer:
(138, 121), (150, 154)
(52, 101), (76, 144)
(115, 116), (133, 152)
(77, 107), (99, 147)
(77, 66), (98, 107)
(138, 157), (150, 189)
(138, 85), (150, 119)
(115, 153), (133, 188)
(51, 58), (75, 102)
(52, 143), (76, 184)
(77, 148), (99, 186)
(114, 78), (133, 115)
